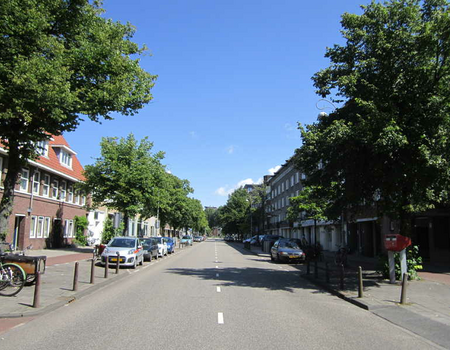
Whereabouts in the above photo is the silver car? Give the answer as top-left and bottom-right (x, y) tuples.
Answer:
(101, 237), (144, 268)
(270, 239), (306, 263)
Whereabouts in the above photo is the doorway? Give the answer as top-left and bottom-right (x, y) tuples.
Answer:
(13, 215), (25, 250)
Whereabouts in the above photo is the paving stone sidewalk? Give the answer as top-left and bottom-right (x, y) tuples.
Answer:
(245, 244), (450, 349)
(1, 247), (128, 318)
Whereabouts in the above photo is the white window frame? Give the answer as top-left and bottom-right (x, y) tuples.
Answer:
(60, 150), (72, 168)
(295, 172), (300, 184)
(0, 157), (3, 187)
(30, 216), (37, 238)
(81, 193), (86, 206)
(43, 174), (50, 197)
(60, 181), (66, 202)
(32, 171), (40, 195)
(67, 184), (73, 203)
(290, 175), (294, 187)
(44, 217), (51, 238)
(64, 219), (74, 238)
(36, 140), (49, 157)
(20, 168), (29, 192)
(37, 216), (44, 238)
(52, 179), (59, 199)
(74, 190), (80, 205)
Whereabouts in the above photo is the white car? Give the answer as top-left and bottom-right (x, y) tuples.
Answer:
(101, 237), (144, 268)
(153, 236), (168, 257)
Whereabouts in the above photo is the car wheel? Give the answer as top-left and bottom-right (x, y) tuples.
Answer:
(270, 254), (274, 261)
(276, 254), (281, 262)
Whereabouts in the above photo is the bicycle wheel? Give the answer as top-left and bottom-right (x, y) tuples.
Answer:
(0, 263), (26, 296)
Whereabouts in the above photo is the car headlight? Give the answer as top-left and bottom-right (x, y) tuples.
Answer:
(128, 249), (135, 255)
(281, 252), (289, 255)
(103, 248), (109, 254)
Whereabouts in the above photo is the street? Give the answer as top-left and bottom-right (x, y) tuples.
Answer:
(0, 239), (443, 350)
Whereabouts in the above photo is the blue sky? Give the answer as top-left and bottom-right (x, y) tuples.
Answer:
(65, 0), (365, 208)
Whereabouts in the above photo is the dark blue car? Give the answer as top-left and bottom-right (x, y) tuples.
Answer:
(164, 237), (175, 254)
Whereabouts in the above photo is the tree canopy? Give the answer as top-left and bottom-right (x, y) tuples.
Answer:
(218, 187), (251, 238)
(0, 0), (156, 235)
(295, 0), (450, 234)
(82, 134), (164, 233)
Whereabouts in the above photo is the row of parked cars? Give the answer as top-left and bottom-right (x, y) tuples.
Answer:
(100, 236), (186, 268)
(224, 234), (307, 264)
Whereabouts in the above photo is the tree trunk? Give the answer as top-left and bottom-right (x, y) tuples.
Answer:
(123, 213), (129, 236)
(0, 145), (25, 240)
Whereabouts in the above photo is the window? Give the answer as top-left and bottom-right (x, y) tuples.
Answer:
(286, 179), (289, 190)
(67, 185), (73, 203)
(60, 151), (72, 168)
(60, 181), (66, 201)
(75, 190), (80, 205)
(81, 193), (86, 206)
(37, 216), (44, 238)
(281, 182), (284, 192)
(30, 216), (37, 238)
(32, 171), (40, 195)
(290, 175), (294, 187)
(52, 179), (59, 199)
(295, 172), (300, 184)
(44, 217), (51, 238)
(36, 141), (49, 157)
(43, 174), (50, 197)
(0, 157), (3, 186)
(20, 168), (29, 192)
(301, 173), (306, 180)
(64, 219), (74, 238)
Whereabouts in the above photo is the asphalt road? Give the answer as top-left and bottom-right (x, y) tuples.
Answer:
(0, 239), (444, 350)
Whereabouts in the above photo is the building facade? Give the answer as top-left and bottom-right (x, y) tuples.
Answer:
(0, 135), (87, 250)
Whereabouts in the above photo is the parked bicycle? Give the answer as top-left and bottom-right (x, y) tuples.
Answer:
(0, 256), (26, 297)
(334, 245), (349, 267)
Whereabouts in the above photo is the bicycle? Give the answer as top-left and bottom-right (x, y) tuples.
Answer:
(0, 258), (26, 297)
(334, 246), (349, 267)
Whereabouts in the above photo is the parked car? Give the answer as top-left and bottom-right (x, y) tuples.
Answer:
(153, 237), (168, 257)
(101, 237), (144, 268)
(270, 239), (306, 263)
(193, 236), (203, 242)
(180, 235), (193, 246)
(261, 235), (283, 251)
(163, 237), (175, 253)
(141, 238), (159, 261)
(224, 235), (234, 242)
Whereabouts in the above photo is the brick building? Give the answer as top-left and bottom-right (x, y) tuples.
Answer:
(0, 135), (87, 250)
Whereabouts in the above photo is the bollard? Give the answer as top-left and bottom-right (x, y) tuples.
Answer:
(325, 262), (330, 283)
(90, 258), (95, 284)
(115, 251), (120, 274)
(339, 264), (344, 290)
(33, 272), (41, 308)
(104, 258), (109, 279)
(73, 262), (79, 292)
(400, 272), (408, 304)
(314, 261), (318, 279)
(358, 266), (363, 298)
(306, 260), (310, 275)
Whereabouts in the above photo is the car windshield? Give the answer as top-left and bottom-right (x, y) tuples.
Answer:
(109, 238), (135, 248)
(280, 241), (300, 249)
(142, 239), (154, 247)
(182, 236), (190, 239)
(153, 237), (163, 243)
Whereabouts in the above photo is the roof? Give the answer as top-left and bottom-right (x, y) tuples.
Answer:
(36, 135), (85, 181)
(0, 134), (85, 182)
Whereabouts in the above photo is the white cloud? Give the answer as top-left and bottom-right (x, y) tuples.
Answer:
(214, 177), (262, 197)
(227, 145), (235, 154)
(268, 165), (282, 175)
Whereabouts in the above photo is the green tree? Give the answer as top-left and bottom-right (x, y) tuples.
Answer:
(218, 188), (251, 240)
(101, 217), (123, 244)
(0, 0), (156, 236)
(205, 207), (220, 232)
(73, 215), (89, 246)
(296, 0), (450, 235)
(82, 134), (164, 234)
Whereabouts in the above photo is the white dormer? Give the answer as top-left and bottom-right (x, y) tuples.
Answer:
(51, 144), (77, 169)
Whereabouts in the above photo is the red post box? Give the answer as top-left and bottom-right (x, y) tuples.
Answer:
(384, 234), (411, 251)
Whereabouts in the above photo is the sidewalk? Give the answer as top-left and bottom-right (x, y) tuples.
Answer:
(246, 244), (450, 349)
(1, 247), (129, 318)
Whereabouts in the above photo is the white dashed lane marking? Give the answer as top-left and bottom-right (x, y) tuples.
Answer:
(218, 313), (224, 324)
